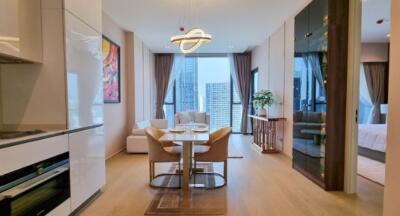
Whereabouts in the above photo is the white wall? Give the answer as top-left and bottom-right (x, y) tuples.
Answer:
(361, 43), (389, 63)
(283, 18), (295, 158)
(102, 12), (129, 158)
(269, 25), (285, 117)
(383, 1), (400, 215)
(251, 39), (269, 90)
(251, 18), (295, 158)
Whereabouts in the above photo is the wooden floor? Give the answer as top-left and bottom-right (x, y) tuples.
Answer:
(79, 135), (383, 216)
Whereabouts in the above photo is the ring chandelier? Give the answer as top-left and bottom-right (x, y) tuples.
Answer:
(170, 28), (212, 54)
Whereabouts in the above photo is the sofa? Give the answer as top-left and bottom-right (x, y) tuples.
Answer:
(293, 111), (326, 139)
(174, 111), (210, 126)
(126, 119), (168, 153)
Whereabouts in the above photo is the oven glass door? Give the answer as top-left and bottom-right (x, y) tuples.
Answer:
(0, 169), (70, 216)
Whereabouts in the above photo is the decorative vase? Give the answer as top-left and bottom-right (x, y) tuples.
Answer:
(258, 108), (267, 117)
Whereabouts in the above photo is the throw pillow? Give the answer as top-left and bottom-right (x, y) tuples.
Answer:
(194, 112), (206, 123)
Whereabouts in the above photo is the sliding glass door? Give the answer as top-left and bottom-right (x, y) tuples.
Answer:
(164, 56), (242, 133)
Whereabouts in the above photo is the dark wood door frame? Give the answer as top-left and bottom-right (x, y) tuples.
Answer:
(325, 0), (349, 191)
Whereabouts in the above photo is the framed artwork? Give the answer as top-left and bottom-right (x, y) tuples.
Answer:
(102, 35), (121, 103)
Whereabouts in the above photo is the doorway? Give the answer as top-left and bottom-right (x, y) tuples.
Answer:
(346, 0), (391, 196)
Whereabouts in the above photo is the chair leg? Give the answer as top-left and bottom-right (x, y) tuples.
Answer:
(178, 162), (181, 188)
(224, 160), (227, 183)
(149, 160), (153, 183)
(194, 160), (197, 185)
(152, 162), (155, 181)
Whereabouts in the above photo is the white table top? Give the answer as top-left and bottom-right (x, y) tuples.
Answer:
(159, 132), (209, 142)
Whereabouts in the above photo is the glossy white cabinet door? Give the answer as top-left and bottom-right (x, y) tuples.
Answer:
(64, 11), (104, 130)
(69, 127), (105, 211)
(63, 0), (102, 33)
(0, 0), (42, 62)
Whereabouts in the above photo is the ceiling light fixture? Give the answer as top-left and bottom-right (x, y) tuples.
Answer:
(171, 28), (212, 54)
(170, 0), (212, 54)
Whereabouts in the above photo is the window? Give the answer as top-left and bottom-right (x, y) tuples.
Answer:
(250, 68), (259, 115)
(164, 56), (243, 133)
(293, 56), (327, 112)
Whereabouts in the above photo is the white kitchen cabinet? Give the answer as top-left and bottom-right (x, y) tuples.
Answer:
(0, 0), (42, 62)
(64, 0), (102, 33)
(64, 10), (104, 130)
(0, 134), (68, 175)
(46, 199), (71, 216)
(69, 127), (105, 211)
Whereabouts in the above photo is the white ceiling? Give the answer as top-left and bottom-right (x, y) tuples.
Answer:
(362, 0), (391, 43)
(102, 0), (310, 53)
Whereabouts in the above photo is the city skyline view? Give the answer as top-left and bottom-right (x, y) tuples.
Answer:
(164, 56), (242, 132)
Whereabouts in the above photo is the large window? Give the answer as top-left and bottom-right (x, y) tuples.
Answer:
(164, 56), (242, 133)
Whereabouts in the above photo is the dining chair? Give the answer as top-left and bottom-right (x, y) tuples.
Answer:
(144, 127), (182, 186)
(194, 127), (232, 184)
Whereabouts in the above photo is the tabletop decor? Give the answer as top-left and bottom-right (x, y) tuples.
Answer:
(252, 90), (275, 117)
(102, 35), (121, 103)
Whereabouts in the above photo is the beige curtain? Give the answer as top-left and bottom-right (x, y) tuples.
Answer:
(155, 54), (174, 119)
(363, 62), (386, 124)
(233, 52), (252, 133)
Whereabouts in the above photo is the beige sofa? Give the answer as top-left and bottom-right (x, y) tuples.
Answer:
(126, 119), (168, 153)
(293, 111), (326, 139)
(174, 112), (210, 126)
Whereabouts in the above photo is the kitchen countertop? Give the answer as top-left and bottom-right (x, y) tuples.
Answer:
(0, 124), (103, 149)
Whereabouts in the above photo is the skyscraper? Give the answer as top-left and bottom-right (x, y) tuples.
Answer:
(206, 82), (231, 130)
(176, 57), (199, 112)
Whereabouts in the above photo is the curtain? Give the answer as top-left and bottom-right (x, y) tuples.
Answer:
(232, 52), (252, 133)
(359, 64), (373, 123)
(155, 54), (174, 119)
(302, 52), (326, 96)
(363, 62), (386, 124)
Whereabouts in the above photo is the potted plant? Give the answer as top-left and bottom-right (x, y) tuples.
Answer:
(252, 90), (275, 117)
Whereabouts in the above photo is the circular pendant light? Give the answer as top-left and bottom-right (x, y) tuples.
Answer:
(171, 28), (212, 54)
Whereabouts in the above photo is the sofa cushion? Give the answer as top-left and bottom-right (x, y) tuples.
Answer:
(178, 112), (193, 124)
(303, 112), (321, 123)
(194, 112), (206, 123)
(131, 128), (146, 136)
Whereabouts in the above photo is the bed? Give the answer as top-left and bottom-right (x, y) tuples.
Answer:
(358, 124), (387, 162)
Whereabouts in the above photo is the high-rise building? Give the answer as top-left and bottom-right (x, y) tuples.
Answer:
(206, 82), (231, 130)
(176, 57), (198, 112)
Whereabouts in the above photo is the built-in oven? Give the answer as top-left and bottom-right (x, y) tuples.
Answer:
(0, 152), (70, 216)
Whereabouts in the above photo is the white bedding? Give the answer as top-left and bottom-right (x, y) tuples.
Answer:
(358, 124), (387, 152)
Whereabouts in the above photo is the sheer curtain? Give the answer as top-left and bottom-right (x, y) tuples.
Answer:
(166, 54), (184, 97)
(302, 52), (326, 96)
(359, 64), (373, 124)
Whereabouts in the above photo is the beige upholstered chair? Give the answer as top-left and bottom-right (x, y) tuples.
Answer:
(145, 127), (182, 184)
(194, 127), (232, 183)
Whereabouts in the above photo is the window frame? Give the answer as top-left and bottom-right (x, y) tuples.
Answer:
(164, 56), (243, 133)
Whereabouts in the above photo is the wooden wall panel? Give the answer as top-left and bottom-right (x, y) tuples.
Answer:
(325, 0), (349, 191)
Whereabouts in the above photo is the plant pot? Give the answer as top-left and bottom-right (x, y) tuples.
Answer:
(258, 108), (267, 117)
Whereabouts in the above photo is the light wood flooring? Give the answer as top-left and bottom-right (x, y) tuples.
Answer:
(79, 135), (383, 216)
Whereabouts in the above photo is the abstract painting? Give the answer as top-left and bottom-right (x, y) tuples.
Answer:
(102, 36), (121, 103)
